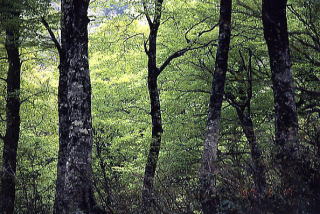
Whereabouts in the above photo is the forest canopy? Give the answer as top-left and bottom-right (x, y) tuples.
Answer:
(0, 0), (319, 213)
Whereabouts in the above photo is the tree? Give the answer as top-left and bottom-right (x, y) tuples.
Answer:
(225, 49), (267, 211)
(262, 0), (299, 188)
(45, 0), (105, 213)
(0, 1), (21, 213)
(141, 1), (165, 210)
(199, 0), (232, 213)
(141, 0), (212, 211)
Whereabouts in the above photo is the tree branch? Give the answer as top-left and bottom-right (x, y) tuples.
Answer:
(225, 92), (242, 112)
(142, 0), (153, 27)
(246, 49), (253, 112)
(143, 38), (149, 55)
(20, 91), (47, 104)
(153, 0), (164, 27)
(184, 16), (213, 43)
(158, 40), (215, 74)
(40, 17), (62, 56)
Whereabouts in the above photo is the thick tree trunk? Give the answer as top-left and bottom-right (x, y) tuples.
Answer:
(0, 14), (21, 214)
(262, 0), (298, 152)
(199, 0), (232, 213)
(54, 0), (103, 213)
(262, 0), (299, 184)
(262, 1), (300, 212)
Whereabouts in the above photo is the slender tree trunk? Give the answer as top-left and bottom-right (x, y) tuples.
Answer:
(229, 51), (267, 210)
(142, 73), (163, 210)
(53, 0), (104, 213)
(236, 109), (267, 207)
(0, 12), (21, 214)
(142, 22), (163, 210)
(316, 130), (320, 158)
(53, 45), (68, 214)
(262, 0), (299, 185)
(141, 1), (164, 211)
(141, 0), (204, 210)
(199, 0), (232, 213)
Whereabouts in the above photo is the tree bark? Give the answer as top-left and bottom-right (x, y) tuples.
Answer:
(53, 0), (104, 213)
(236, 109), (267, 206)
(199, 0), (232, 213)
(142, 73), (163, 211)
(262, 1), (301, 212)
(0, 9), (21, 214)
(262, 0), (299, 185)
(142, 5), (163, 210)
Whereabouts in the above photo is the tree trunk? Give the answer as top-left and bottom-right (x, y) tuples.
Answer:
(54, 0), (103, 213)
(53, 40), (69, 214)
(199, 0), (232, 213)
(262, 0), (299, 185)
(0, 12), (21, 214)
(141, 0), (204, 210)
(236, 109), (267, 208)
(142, 19), (163, 209)
(262, 1), (300, 211)
(142, 73), (163, 211)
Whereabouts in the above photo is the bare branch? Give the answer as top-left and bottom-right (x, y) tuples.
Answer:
(158, 48), (189, 74)
(40, 17), (62, 56)
(198, 23), (219, 38)
(158, 40), (215, 74)
(142, 0), (153, 26)
(184, 16), (212, 42)
(162, 88), (210, 94)
(225, 92), (241, 111)
(143, 38), (149, 55)
(20, 91), (48, 104)
(246, 49), (253, 113)
(296, 87), (320, 97)
(235, 0), (261, 18)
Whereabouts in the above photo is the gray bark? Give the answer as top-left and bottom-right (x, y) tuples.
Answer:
(262, 0), (299, 156)
(262, 0), (299, 186)
(199, 0), (232, 213)
(53, 0), (105, 213)
(262, 0), (300, 212)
